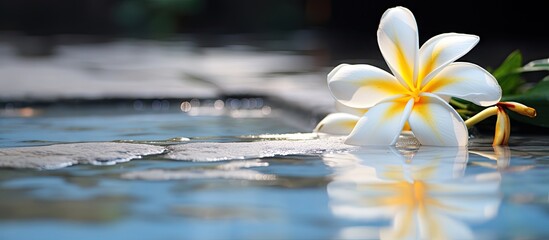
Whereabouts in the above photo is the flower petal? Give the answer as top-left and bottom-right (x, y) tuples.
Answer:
(327, 63), (350, 80)
(493, 107), (510, 146)
(314, 113), (361, 135)
(345, 99), (414, 146)
(409, 94), (468, 146)
(377, 6), (419, 90)
(418, 33), (479, 87)
(335, 101), (368, 116)
(423, 62), (502, 106)
(328, 64), (407, 108)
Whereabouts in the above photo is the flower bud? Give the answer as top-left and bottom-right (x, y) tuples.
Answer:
(493, 106), (510, 146)
(498, 102), (537, 118)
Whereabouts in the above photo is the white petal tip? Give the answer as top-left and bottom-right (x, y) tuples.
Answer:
(327, 63), (350, 81)
(313, 113), (360, 135)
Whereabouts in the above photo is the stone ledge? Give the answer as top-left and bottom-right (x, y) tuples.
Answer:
(0, 142), (166, 170)
(166, 135), (356, 161)
(0, 134), (361, 170)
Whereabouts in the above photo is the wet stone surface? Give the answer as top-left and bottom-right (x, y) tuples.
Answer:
(0, 142), (166, 170)
(0, 134), (422, 170)
(165, 135), (356, 161)
(0, 41), (330, 114)
(0, 135), (356, 170)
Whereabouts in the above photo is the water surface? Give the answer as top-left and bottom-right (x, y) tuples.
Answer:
(1, 105), (548, 240)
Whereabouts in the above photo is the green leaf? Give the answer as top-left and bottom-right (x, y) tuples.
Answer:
(503, 80), (549, 128)
(525, 80), (549, 95)
(520, 58), (549, 72)
(491, 50), (525, 95)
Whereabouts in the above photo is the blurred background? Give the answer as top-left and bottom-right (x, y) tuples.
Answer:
(1, 0), (548, 66)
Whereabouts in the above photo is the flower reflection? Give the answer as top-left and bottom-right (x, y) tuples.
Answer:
(469, 145), (535, 172)
(324, 146), (502, 240)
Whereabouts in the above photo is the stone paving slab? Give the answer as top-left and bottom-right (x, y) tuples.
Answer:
(165, 135), (356, 161)
(0, 142), (165, 169)
(0, 134), (359, 170)
(0, 40), (335, 116)
(0, 41), (218, 101)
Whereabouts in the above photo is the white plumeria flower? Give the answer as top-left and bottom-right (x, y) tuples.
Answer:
(328, 6), (501, 146)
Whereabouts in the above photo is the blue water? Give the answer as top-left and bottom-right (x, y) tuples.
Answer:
(0, 102), (301, 148)
(1, 105), (549, 240)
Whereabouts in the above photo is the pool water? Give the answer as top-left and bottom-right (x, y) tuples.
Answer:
(1, 104), (549, 240)
(0, 99), (302, 148)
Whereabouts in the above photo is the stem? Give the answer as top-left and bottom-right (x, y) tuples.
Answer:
(464, 106), (498, 128)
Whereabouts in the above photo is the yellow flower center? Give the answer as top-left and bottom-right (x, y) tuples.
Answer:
(409, 88), (422, 103)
